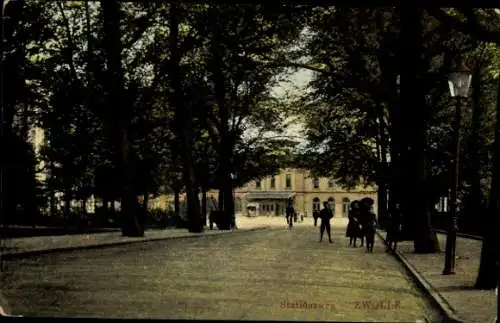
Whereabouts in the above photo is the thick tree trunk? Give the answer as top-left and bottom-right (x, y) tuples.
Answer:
(102, 0), (143, 237)
(184, 166), (202, 232)
(102, 198), (109, 216)
(211, 7), (234, 229)
(168, 4), (202, 233)
(201, 187), (207, 227)
(467, 62), (484, 233)
(474, 77), (500, 289)
(218, 188), (224, 211)
(400, 7), (439, 253)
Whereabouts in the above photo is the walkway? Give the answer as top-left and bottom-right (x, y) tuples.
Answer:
(380, 231), (497, 323)
(2, 223), (440, 321)
(1, 216), (271, 257)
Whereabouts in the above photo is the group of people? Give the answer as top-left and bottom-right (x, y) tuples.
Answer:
(345, 198), (377, 252)
(286, 197), (401, 253)
(346, 199), (403, 253)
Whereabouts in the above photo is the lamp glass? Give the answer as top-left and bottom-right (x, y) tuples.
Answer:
(448, 72), (472, 98)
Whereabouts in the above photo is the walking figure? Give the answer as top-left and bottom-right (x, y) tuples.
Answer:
(385, 203), (402, 253)
(286, 199), (295, 230)
(360, 198), (376, 252)
(346, 200), (361, 247)
(313, 210), (319, 227)
(319, 201), (333, 243)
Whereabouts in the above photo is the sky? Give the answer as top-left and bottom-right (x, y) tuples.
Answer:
(240, 67), (313, 151)
(270, 68), (313, 149)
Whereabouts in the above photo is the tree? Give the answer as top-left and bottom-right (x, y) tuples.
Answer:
(192, 4), (308, 227)
(101, 0), (144, 236)
(475, 68), (500, 289)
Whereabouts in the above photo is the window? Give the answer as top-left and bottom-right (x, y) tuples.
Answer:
(313, 177), (320, 189)
(328, 197), (335, 216)
(256, 179), (261, 189)
(313, 197), (320, 212)
(270, 204), (274, 211)
(328, 178), (334, 188)
(271, 177), (276, 189)
(286, 174), (292, 189)
(342, 198), (350, 217)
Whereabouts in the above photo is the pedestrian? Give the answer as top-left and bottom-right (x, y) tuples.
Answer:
(346, 200), (361, 247)
(313, 209), (319, 227)
(358, 197), (373, 247)
(360, 198), (376, 251)
(362, 205), (377, 253)
(286, 199), (295, 230)
(386, 203), (402, 253)
(319, 201), (334, 243)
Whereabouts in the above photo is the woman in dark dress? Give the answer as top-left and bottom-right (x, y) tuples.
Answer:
(358, 198), (375, 247)
(346, 200), (361, 247)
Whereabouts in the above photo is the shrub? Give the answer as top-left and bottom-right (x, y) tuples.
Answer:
(147, 208), (169, 228)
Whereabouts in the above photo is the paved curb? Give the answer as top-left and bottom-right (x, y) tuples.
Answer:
(1, 226), (271, 260)
(432, 229), (483, 241)
(375, 231), (466, 323)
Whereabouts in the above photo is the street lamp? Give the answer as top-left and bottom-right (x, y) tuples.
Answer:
(442, 63), (472, 275)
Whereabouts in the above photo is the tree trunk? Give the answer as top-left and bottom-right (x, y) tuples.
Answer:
(467, 61), (485, 234)
(82, 197), (88, 217)
(102, 0), (143, 237)
(474, 76), (500, 289)
(211, 7), (234, 228)
(174, 188), (180, 217)
(223, 170), (235, 229)
(168, 4), (202, 233)
(143, 192), (149, 212)
(201, 187), (207, 227)
(376, 104), (389, 228)
(64, 186), (71, 227)
(400, 7), (439, 253)
(388, 72), (405, 213)
(102, 198), (109, 215)
(218, 188), (224, 211)
(49, 191), (56, 217)
(49, 162), (56, 218)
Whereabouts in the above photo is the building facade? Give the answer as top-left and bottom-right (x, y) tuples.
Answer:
(207, 168), (378, 218)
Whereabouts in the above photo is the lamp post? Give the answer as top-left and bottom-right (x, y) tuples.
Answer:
(442, 63), (472, 275)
